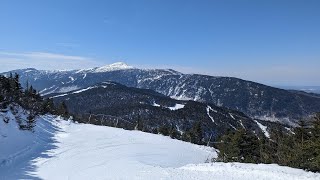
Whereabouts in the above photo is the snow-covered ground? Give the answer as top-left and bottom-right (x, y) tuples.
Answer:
(0, 112), (61, 179)
(1, 114), (320, 180)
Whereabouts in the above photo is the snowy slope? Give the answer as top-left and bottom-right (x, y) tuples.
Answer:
(31, 121), (216, 179)
(0, 111), (62, 179)
(1, 116), (320, 180)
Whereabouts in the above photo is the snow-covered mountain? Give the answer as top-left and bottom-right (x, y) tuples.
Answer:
(1, 108), (319, 180)
(3, 62), (320, 125)
(76, 62), (134, 73)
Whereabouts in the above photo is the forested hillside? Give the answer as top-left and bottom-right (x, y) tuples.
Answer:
(0, 74), (66, 130)
(217, 113), (320, 172)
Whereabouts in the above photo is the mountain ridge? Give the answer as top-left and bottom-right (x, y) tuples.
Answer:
(3, 63), (320, 125)
(50, 80), (286, 141)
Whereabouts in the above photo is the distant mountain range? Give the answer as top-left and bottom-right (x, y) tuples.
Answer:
(3, 62), (320, 126)
(278, 85), (320, 95)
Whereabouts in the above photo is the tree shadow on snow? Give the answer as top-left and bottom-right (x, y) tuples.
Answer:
(0, 117), (64, 180)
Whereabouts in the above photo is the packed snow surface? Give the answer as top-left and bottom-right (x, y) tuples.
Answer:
(1, 115), (320, 180)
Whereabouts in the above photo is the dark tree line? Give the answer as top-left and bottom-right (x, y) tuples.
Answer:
(151, 121), (205, 145)
(216, 113), (320, 172)
(131, 115), (205, 145)
(0, 74), (69, 130)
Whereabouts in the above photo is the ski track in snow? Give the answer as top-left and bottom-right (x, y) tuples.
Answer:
(1, 117), (320, 180)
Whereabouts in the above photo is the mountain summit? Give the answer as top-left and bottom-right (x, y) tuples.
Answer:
(75, 62), (134, 73)
(95, 62), (134, 72)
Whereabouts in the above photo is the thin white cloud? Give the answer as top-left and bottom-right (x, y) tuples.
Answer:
(0, 51), (103, 72)
(0, 51), (88, 60)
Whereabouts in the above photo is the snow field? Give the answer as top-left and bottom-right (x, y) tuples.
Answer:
(1, 113), (320, 180)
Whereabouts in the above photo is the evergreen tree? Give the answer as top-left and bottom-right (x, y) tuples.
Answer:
(299, 113), (320, 172)
(238, 129), (261, 163)
(0, 95), (4, 103)
(158, 125), (170, 136)
(169, 124), (179, 139)
(25, 80), (30, 94)
(192, 121), (203, 144)
(14, 73), (21, 91)
(151, 128), (158, 134)
(57, 101), (69, 117)
(294, 120), (310, 146)
(42, 98), (55, 114)
(217, 129), (261, 163)
(135, 115), (144, 131)
(182, 122), (204, 144)
(217, 130), (240, 162)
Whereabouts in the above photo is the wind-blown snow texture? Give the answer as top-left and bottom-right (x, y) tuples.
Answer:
(1, 115), (320, 180)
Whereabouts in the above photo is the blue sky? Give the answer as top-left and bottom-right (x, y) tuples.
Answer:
(0, 0), (319, 86)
